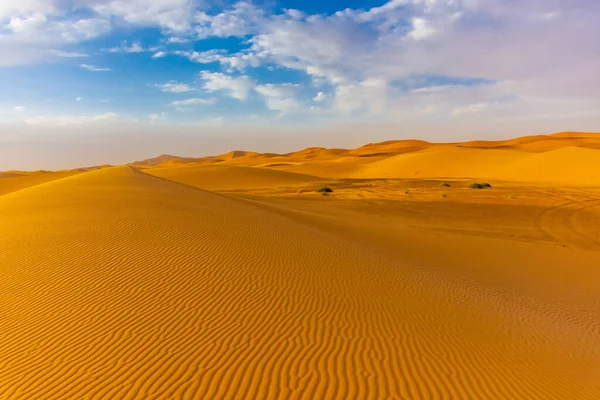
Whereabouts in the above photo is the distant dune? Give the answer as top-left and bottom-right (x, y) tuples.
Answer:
(148, 164), (327, 191)
(354, 147), (526, 180)
(130, 154), (205, 167)
(131, 131), (600, 185)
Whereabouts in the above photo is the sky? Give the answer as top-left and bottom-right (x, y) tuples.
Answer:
(0, 0), (599, 170)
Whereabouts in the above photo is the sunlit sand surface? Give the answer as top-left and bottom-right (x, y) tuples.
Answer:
(1, 133), (600, 399)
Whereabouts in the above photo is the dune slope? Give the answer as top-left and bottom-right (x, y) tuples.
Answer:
(354, 147), (527, 180)
(344, 145), (600, 185)
(1, 166), (599, 399)
(0, 170), (81, 196)
(496, 147), (600, 185)
(147, 164), (327, 191)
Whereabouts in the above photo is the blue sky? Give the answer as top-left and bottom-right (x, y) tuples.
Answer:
(0, 0), (599, 169)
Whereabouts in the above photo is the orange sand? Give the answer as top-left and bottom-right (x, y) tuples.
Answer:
(148, 164), (326, 191)
(1, 132), (600, 399)
(0, 170), (82, 196)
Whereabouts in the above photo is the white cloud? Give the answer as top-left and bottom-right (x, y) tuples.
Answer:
(24, 112), (119, 126)
(0, 0), (599, 130)
(170, 98), (214, 106)
(165, 36), (189, 44)
(56, 18), (111, 42)
(285, 9), (305, 20)
(13, 106), (25, 112)
(173, 50), (224, 63)
(408, 18), (437, 40)
(255, 83), (302, 112)
(218, 53), (261, 71)
(0, 13), (111, 45)
(247, 12), (375, 86)
(334, 78), (388, 114)
(75, 97), (83, 101)
(155, 82), (193, 93)
(0, 1), (57, 17)
(194, 1), (264, 38)
(108, 41), (144, 53)
(5, 15), (111, 43)
(173, 49), (261, 72)
(46, 49), (89, 58)
(313, 92), (326, 102)
(254, 83), (297, 98)
(80, 64), (111, 72)
(0, 11), (110, 66)
(200, 71), (254, 100)
(216, 0), (599, 120)
(7, 13), (48, 34)
(93, 0), (197, 33)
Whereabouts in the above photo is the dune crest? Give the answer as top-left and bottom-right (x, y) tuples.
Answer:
(147, 164), (327, 191)
(130, 132), (600, 185)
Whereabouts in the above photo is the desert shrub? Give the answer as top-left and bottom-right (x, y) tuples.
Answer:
(316, 186), (333, 193)
(440, 182), (451, 187)
(469, 182), (492, 189)
(442, 193), (447, 198)
(404, 189), (410, 194)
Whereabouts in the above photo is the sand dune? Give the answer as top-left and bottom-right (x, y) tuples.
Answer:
(352, 145), (600, 185)
(131, 132), (600, 185)
(218, 150), (260, 160)
(260, 161), (365, 179)
(131, 154), (203, 167)
(1, 166), (599, 399)
(354, 147), (524, 180)
(0, 170), (81, 196)
(147, 164), (327, 191)
(2, 132), (600, 399)
(497, 147), (600, 185)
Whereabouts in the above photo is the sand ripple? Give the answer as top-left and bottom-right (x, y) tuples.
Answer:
(0, 166), (599, 399)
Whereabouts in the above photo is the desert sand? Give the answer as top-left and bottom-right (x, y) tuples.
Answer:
(1, 132), (600, 399)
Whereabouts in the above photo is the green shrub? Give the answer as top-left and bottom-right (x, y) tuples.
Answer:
(469, 182), (492, 189)
(440, 182), (451, 187)
(316, 186), (333, 193)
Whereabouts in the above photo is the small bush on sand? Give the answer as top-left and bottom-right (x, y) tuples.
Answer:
(316, 186), (333, 193)
(440, 182), (451, 187)
(469, 182), (492, 189)
(442, 193), (447, 198)
(404, 189), (410, 194)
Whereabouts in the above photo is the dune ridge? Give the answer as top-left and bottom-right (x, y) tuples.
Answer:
(0, 170), (82, 196)
(147, 164), (327, 191)
(128, 132), (600, 186)
(1, 166), (599, 398)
